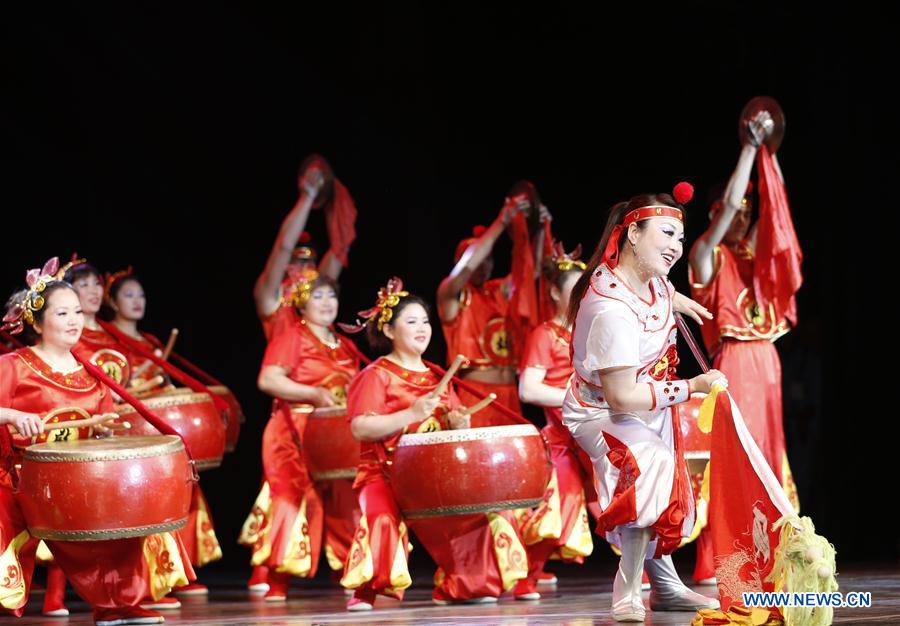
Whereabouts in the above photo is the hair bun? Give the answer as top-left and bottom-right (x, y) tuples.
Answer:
(472, 225), (487, 237)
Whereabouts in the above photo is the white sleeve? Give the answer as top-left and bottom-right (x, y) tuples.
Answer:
(583, 306), (640, 372)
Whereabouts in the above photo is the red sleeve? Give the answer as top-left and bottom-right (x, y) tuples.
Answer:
(262, 325), (299, 370)
(346, 366), (389, 421)
(0, 353), (17, 408)
(520, 324), (554, 370)
(97, 382), (115, 414)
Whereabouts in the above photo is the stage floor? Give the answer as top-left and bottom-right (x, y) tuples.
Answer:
(6, 566), (896, 625)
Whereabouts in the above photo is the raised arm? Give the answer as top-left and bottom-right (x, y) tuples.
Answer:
(437, 196), (526, 322)
(253, 170), (324, 318)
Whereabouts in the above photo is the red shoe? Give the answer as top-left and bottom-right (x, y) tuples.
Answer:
(536, 571), (558, 586)
(94, 606), (164, 626)
(263, 572), (290, 603)
(140, 596), (181, 610)
(347, 587), (375, 611)
(513, 578), (541, 601)
(172, 582), (208, 596)
(247, 565), (270, 593)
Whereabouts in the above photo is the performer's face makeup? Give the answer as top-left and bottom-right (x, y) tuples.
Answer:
(302, 286), (339, 327)
(633, 217), (684, 277)
(384, 302), (431, 356)
(34, 288), (84, 349)
(113, 279), (146, 322)
(72, 273), (104, 316)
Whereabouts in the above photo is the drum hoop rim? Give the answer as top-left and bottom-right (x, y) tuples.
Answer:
(28, 517), (188, 541)
(290, 404), (347, 418)
(310, 468), (357, 481)
(402, 498), (544, 519)
(115, 391), (214, 412)
(684, 452), (710, 460)
(23, 435), (186, 462)
(194, 457), (224, 471)
(396, 424), (539, 447)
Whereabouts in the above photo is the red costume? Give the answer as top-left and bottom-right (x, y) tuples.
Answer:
(0, 347), (192, 619)
(516, 322), (595, 590)
(441, 280), (523, 426)
(341, 357), (527, 603)
(689, 241), (797, 502)
(248, 318), (360, 585)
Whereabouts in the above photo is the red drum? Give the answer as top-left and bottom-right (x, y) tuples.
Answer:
(300, 405), (360, 482)
(115, 390), (226, 471)
(676, 393), (711, 461)
(207, 384), (243, 453)
(17, 435), (193, 541)
(388, 424), (551, 519)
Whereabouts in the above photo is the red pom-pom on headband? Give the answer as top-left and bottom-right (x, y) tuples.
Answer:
(673, 181), (694, 205)
(472, 225), (487, 238)
(299, 231), (312, 244)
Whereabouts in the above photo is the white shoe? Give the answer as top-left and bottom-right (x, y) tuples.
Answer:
(263, 594), (286, 603)
(646, 556), (720, 611)
(43, 608), (70, 617)
(467, 596), (499, 604)
(537, 574), (558, 586)
(347, 600), (373, 611)
(611, 527), (651, 622)
(515, 591), (541, 601)
(248, 582), (269, 593)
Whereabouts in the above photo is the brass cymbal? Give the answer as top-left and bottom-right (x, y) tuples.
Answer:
(738, 96), (785, 153)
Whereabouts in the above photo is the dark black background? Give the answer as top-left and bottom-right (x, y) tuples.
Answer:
(2, 2), (894, 572)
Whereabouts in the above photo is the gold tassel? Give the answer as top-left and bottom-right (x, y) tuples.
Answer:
(766, 515), (838, 626)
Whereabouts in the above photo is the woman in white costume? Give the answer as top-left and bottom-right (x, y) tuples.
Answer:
(562, 184), (723, 622)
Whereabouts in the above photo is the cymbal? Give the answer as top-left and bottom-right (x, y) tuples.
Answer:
(738, 96), (785, 153)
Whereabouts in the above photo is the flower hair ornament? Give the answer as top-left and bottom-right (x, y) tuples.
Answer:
(600, 182), (693, 269)
(551, 241), (586, 272)
(2, 257), (64, 334)
(103, 266), (134, 306)
(58, 252), (88, 278)
(288, 268), (321, 308)
(338, 277), (409, 334)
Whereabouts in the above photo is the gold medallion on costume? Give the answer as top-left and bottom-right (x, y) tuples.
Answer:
(90, 349), (131, 386)
(321, 372), (352, 406)
(481, 317), (512, 367)
(34, 407), (93, 444)
(736, 288), (782, 337)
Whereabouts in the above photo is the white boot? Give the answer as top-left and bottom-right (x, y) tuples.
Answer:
(645, 555), (720, 611)
(611, 527), (652, 622)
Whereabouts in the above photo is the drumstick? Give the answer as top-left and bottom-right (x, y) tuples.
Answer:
(461, 393), (497, 416)
(129, 359), (155, 381)
(161, 328), (179, 361)
(14, 413), (121, 434)
(430, 354), (468, 399)
(129, 375), (165, 394)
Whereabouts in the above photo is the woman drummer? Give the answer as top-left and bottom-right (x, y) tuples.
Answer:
(340, 278), (527, 611)
(0, 258), (192, 626)
(250, 269), (361, 601)
(100, 269), (222, 598)
(562, 186), (723, 622)
(514, 246), (596, 600)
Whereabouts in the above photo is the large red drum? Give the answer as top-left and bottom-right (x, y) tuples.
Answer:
(17, 435), (193, 541)
(676, 393), (710, 460)
(388, 424), (551, 519)
(207, 384), (243, 453)
(300, 405), (359, 482)
(115, 390), (226, 470)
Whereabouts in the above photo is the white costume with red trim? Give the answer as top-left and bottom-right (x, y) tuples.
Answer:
(562, 263), (693, 555)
